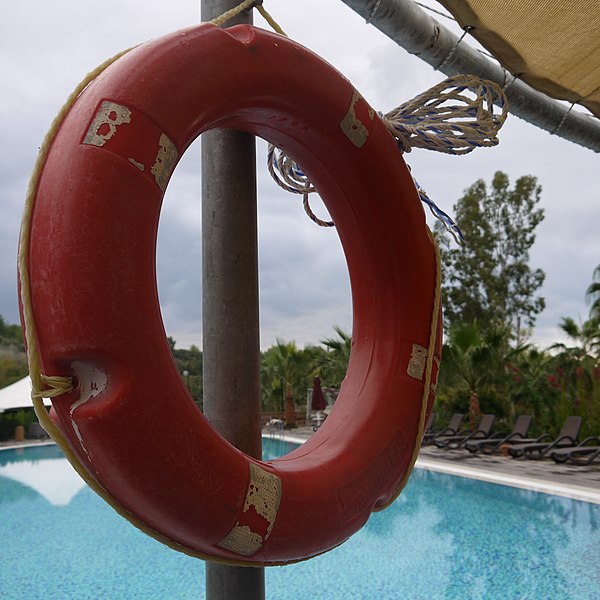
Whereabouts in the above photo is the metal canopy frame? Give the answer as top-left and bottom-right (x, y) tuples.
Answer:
(340, 0), (600, 152)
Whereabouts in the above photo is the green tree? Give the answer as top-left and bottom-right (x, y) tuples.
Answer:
(320, 326), (352, 388)
(508, 347), (560, 433)
(549, 355), (600, 439)
(586, 264), (600, 319)
(0, 315), (27, 389)
(261, 340), (309, 427)
(0, 357), (28, 389)
(441, 321), (513, 429)
(556, 316), (600, 359)
(437, 172), (545, 344)
(551, 265), (600, 437)
(0, 315), (24, 345)
(169, 338), (203, 409)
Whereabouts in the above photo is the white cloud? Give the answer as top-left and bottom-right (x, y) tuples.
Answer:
(3, 0), (599, 353)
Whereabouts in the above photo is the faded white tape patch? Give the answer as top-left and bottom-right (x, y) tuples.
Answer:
(69, 361), (109, 460)
(83, 101), (131, 147)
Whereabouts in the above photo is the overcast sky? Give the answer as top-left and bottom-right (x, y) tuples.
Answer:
(2, 1), (599, 351)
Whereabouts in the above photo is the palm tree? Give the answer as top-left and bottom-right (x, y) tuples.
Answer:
(443, 321), (514, 429)
(320, 326), (352, 389)
(550, 272), (600, 437)
(444, 322), (489, 428)
(586, 264), (600, 320)
(509, 347), (558, 428)
(555, 316), (600, 359)
(261, 340), (307, 427)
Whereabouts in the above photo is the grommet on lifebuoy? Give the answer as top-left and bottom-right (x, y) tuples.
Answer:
(19, 23), (441, 565)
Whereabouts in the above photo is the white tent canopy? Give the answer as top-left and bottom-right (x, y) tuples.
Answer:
(0, 377), (50, 413)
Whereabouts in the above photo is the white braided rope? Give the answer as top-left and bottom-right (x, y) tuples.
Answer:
(267, 74), (508, 235)
(267, 145), (334, 227)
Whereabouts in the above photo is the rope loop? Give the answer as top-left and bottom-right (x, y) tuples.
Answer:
(210, 0), (287, 35)
(267, 144), (314, 195)
(31, 374), (74, 399)
(210, 0), (256, 27)
(267, 145), (334, 227)
(382, 74), (508, 155)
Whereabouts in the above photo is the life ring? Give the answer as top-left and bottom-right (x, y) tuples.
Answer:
(20, 23), (441, 566)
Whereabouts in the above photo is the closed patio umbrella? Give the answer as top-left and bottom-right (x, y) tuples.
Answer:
(311, 376), (327, 412)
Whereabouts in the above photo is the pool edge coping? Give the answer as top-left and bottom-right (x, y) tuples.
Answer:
(415, 458), (600, 505)
(275, 433), (600, 505)
(0, 441), (55, 451)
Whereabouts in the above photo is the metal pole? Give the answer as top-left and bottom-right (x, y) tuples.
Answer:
(200, 2), (264, 599)
(339, 0), (600, 152)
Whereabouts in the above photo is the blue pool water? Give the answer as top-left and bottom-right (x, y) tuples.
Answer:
(0, 439), (598, 599)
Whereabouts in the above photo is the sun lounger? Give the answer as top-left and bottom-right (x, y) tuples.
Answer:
(415, 411), (435, 438)
(434, 414), (496, 449)
(26, 422), (50, 440)
(465, 415), (532, 454)
(507, 416), (582, 459)
(421, 413), (464, 446)
(425, 412), (437, 433)
(550, 436), (600, 465)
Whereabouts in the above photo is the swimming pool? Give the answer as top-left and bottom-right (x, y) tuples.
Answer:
(0, 439), (598, 599)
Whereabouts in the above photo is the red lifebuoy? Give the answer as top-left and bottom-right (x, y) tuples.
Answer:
(21, 23), (441, 565)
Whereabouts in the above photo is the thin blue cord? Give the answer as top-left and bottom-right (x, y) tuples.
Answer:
(414, 179), (465, 245)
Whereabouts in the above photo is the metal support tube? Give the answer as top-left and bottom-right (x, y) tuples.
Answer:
(339, 0), (600, 152)
(201, 1), (264, 599)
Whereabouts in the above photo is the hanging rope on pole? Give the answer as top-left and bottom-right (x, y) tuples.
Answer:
(267, 73), (507, 241)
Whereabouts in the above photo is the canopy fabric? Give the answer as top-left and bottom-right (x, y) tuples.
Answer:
(437, 0), (600, 118)
(0, 377), (50, 413)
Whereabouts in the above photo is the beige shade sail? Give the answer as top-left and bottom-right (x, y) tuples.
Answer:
(438, 0), (600, 118)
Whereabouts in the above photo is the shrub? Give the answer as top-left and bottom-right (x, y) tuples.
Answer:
(0, 409), (37, 441)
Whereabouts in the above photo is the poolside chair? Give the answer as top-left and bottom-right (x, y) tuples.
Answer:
(507, 416), (582, 460)
(26, 422), (50, 440)
(550, 436), (600, 466)
(465, 415), (532, 454)
(425, 411), (437, 432)
(421, 413), (464, 446)
(418, 411), (437, 440)
(434, 414), (496, 449)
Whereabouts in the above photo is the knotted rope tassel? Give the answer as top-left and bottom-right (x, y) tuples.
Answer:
(382, 74), (507, 154)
